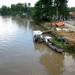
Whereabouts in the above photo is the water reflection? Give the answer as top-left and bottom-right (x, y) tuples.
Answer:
(39, 51), (64, 75)
(12, 17), (32, 29)
(0, 16), (17, 46)
(34, 42), (64, 75)
(61, 53), (75, 75)
(34, 43), (47, 52)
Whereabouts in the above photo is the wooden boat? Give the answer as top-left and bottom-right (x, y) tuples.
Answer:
(55, 21), (65, 26)
(43, 36), (64, 53)
(33, 30), (43, 43)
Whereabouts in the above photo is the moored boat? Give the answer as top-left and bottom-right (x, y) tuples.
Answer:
(33, 30), (43, 43)
(43, 36), (64, 53)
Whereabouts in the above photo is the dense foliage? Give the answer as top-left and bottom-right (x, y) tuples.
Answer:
(31, 0), (53, 22)
(0, 3), (31, 16)
(31, 0), (69, 22)
(69, 7), (75, 12)
(0, 0), (73, 22)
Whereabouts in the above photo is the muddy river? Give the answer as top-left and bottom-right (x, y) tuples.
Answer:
(0, 16), (75, 75)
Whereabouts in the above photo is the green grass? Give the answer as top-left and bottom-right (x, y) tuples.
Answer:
(51, 39), (64, 49)
(51, 39), (75, 53)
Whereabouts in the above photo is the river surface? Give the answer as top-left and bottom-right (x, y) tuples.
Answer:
(0, 16), (75, 75)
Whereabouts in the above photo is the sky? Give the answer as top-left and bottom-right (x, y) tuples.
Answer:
(0, 0), (75, 7)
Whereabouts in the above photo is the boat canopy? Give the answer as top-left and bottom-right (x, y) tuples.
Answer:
(33, 30), (42, 36)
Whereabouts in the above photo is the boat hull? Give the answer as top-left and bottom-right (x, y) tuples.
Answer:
(43, 36), (64, 53)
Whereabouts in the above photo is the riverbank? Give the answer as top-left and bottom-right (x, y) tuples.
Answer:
(39, 21), (75, 53)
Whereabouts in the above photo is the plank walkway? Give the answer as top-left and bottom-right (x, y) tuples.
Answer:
(42, 30), (52, 34)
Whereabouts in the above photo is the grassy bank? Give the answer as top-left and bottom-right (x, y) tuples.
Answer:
(52, 39), (75, 53)
(39, 22), (75, 54)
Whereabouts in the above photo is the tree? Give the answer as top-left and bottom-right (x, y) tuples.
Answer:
(0, 5), (8, 15)
(11, 4), (16, 11)
(0, 2), (32, 16)
(31, 0), (69, 23)
(24, 3), (28, 13)
(7, 7), (11, 15)
(31, 1), (43, 22)
(28, 3), (31, 7)
(10, 4), (16, 15)
(70, 7), (75, 12)
(54, 0), (69, 16)
(27, 3), (31, 15)
(31, 0), (54, 22)
(16, 3), (24, 12)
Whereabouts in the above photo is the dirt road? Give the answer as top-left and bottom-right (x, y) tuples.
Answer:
(64, 21), (75, 31)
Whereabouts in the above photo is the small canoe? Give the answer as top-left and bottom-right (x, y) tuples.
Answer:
(55, 21), (65, 26)
(43, 36), (64, 53)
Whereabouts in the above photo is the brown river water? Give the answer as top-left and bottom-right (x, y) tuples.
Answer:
(0, 16), (75, 75)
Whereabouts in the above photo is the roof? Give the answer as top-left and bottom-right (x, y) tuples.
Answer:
(33, 30), (42, 36)
(69, 12), (75, 17)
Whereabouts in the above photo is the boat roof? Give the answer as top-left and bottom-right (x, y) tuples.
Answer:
(33, 30), (42, 36)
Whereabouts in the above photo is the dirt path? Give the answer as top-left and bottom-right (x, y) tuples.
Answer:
(64, 21), (75, 31)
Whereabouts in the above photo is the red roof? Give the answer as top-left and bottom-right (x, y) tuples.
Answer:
(69, 12), (75, 17)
